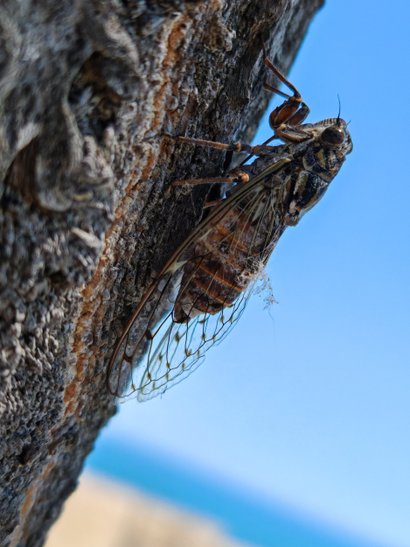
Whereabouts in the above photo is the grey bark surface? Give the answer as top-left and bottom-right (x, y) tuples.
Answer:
(0, 1), (323, 545)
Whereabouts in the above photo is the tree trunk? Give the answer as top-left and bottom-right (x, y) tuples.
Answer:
(0, 1), (323, 545)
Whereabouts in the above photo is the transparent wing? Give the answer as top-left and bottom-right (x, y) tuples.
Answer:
(136, 284), (250, 401)
(107, 158), (290, 401)
(107, 256), (254, 401)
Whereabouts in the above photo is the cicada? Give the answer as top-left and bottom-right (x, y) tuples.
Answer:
(107, 58), (353, 401)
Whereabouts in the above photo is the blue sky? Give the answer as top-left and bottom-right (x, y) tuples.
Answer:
(96, 2), (410, 546)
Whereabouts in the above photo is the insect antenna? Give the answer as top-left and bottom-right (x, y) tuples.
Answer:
(336, 94), (342, 126)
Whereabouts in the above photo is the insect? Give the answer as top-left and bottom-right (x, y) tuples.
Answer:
(107, 57), (353, 401)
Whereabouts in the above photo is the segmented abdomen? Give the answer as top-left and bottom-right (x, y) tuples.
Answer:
(173, 189), (280, 322)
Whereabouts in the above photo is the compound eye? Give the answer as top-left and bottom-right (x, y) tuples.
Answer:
(320, 126), (345, 146)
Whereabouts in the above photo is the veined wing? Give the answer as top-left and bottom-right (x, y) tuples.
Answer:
(107, 157), (292, 400)
(135, 281), (250, 401)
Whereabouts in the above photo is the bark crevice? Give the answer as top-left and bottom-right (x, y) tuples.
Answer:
(0, 1), (323, 544)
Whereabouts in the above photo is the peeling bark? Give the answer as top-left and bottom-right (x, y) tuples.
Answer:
(0, 1), (323, 545)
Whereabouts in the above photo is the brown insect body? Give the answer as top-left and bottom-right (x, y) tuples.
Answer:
(173, 182), (279, 321)
(174, 119), (352, 323)
(108, 59), (352, 401)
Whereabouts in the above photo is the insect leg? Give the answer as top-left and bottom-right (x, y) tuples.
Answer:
(263, 57), (310, 130)
(275, 124), (313, 143)
(172, 168), (250, 187)
(176, 135), (275, 158)
(238, 60), (309, 167)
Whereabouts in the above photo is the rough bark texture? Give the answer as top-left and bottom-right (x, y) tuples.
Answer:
(0, 1), (323, 545)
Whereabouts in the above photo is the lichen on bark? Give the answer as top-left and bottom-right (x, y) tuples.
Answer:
(0, 1), (323, 545)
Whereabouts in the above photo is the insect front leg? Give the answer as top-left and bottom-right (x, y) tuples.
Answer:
(172, 167), (253, 210)
(175, 135), (277, 157)
(263, 57), (310, 130)
(172, 167), (251, 188)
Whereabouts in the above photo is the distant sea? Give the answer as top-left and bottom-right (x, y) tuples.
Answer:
(87, 436), (390, 547)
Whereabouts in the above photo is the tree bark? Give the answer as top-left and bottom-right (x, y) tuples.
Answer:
(0, 1), (323, 545)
